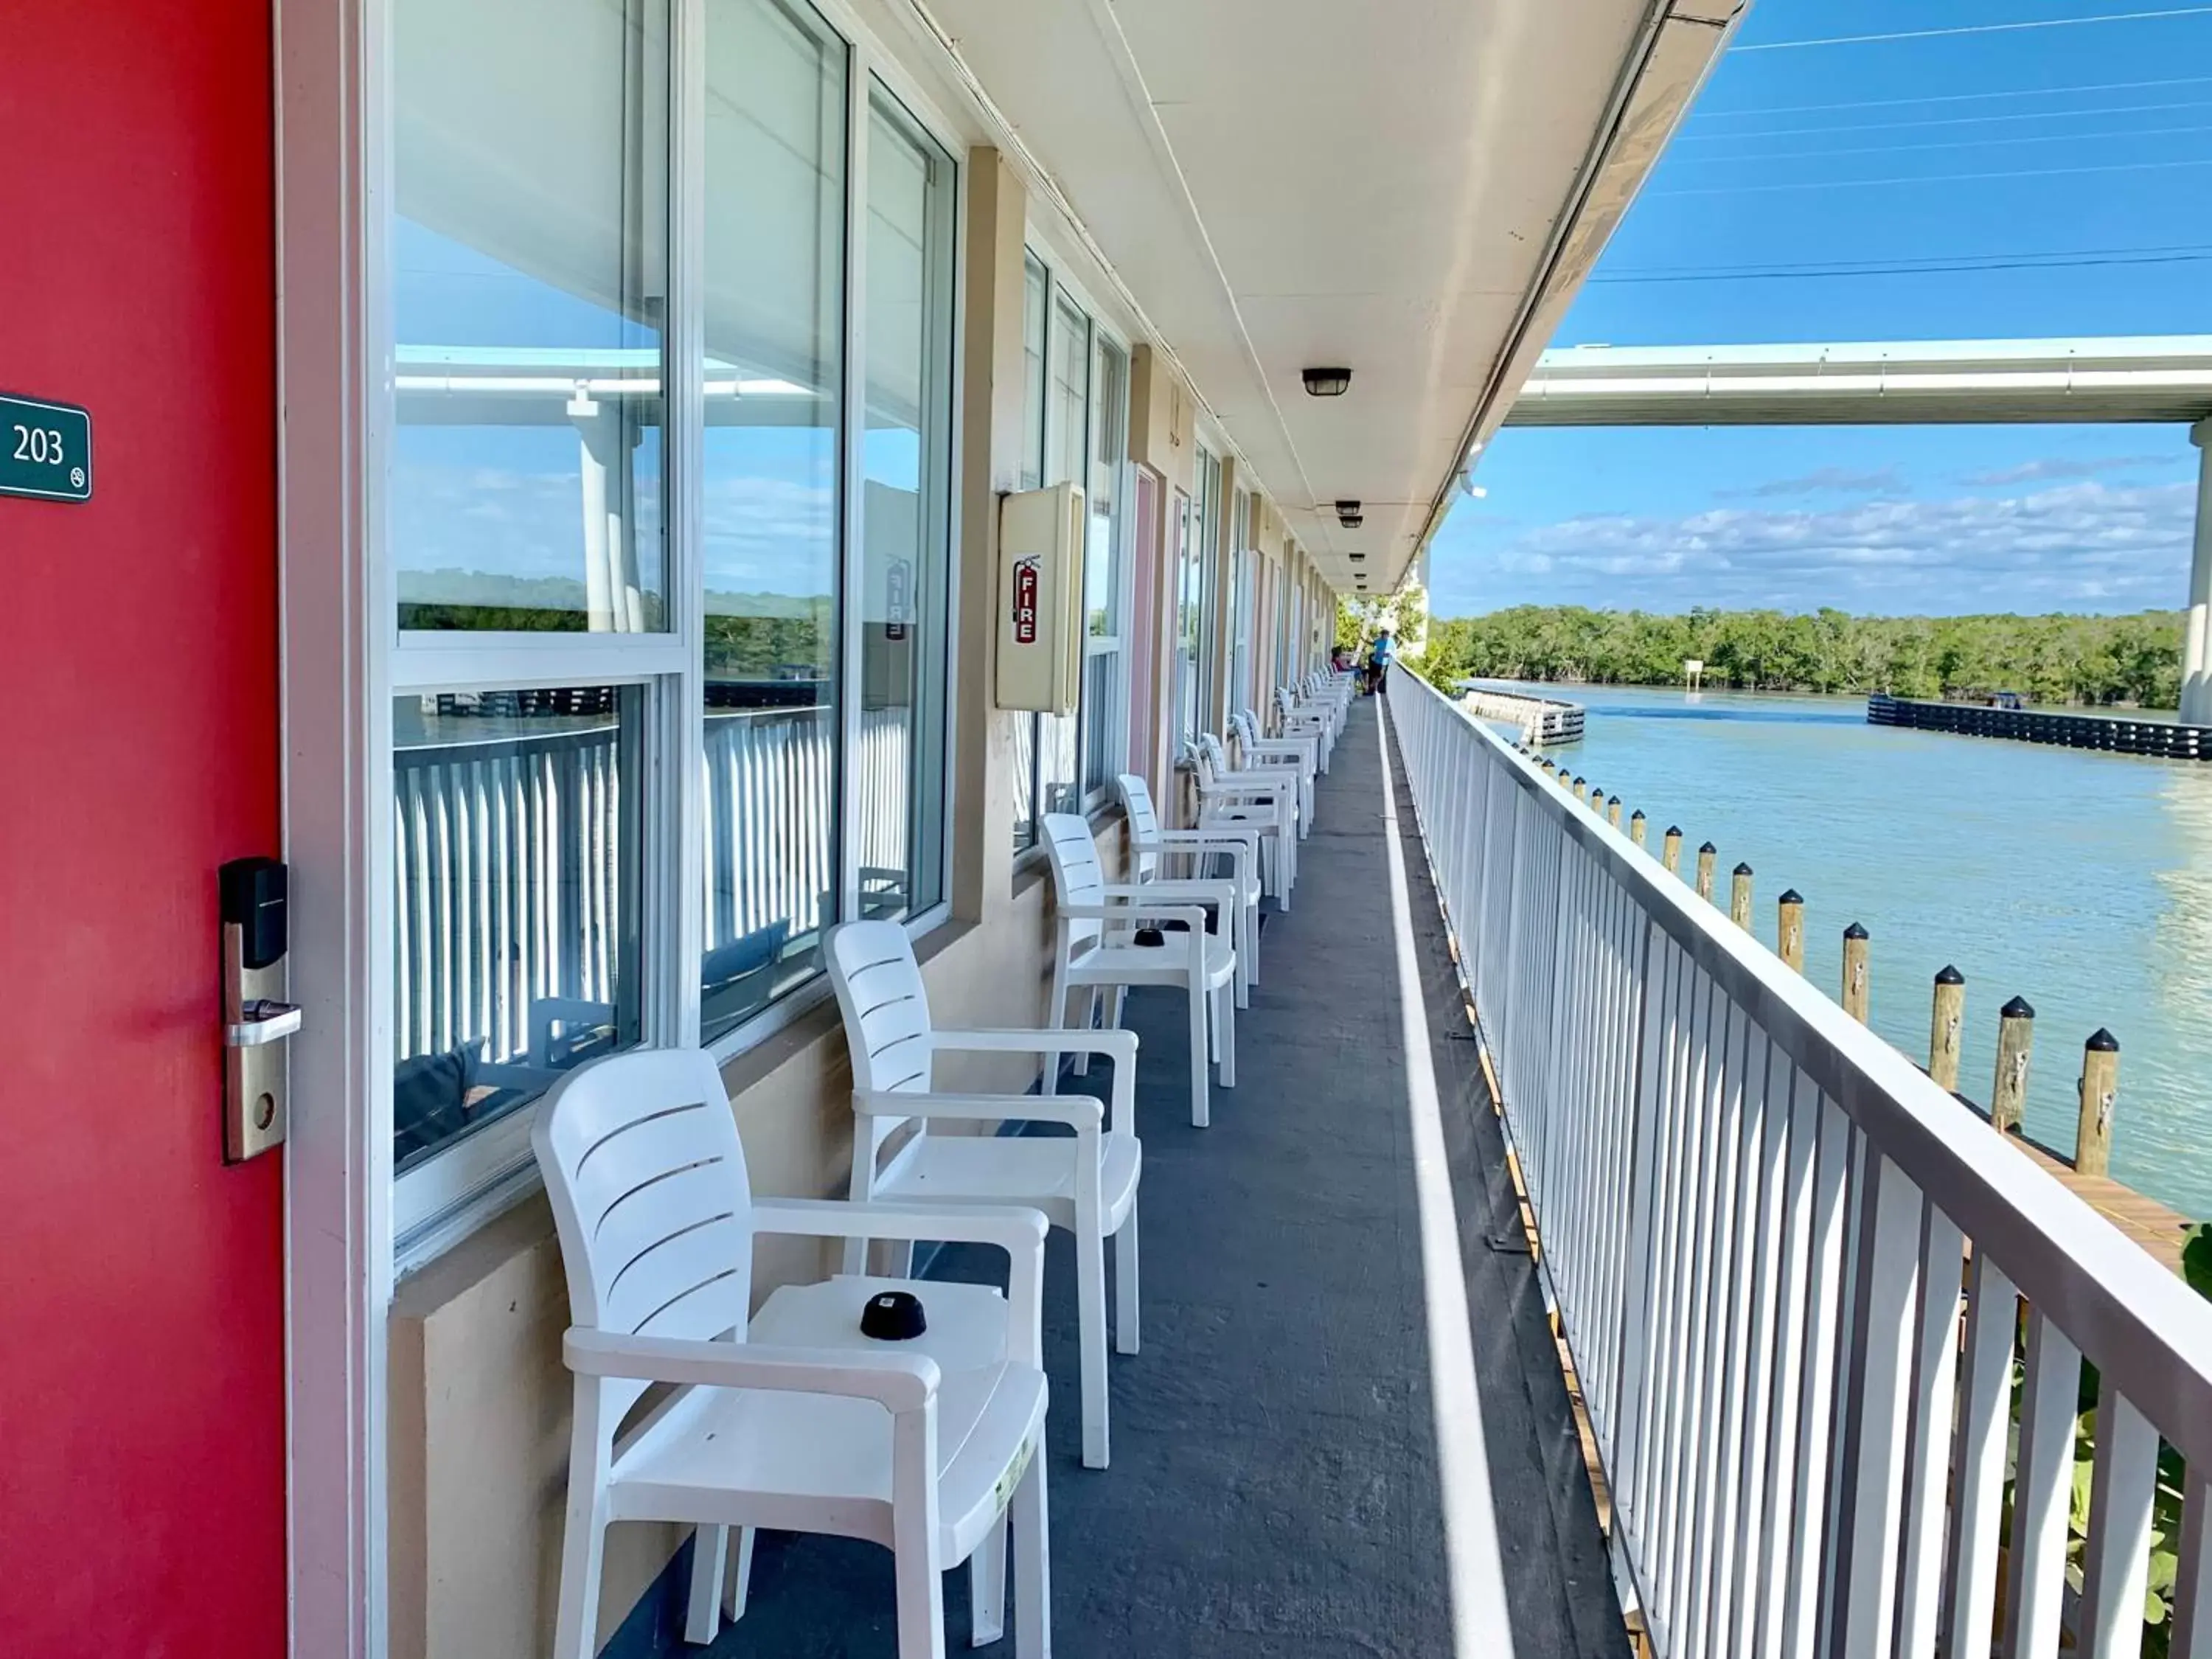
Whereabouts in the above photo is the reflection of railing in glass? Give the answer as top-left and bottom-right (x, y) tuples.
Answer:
(395, 704), (919, 1076)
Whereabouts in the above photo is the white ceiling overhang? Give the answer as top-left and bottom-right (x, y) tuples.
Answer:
(911, 0), (1746, 592)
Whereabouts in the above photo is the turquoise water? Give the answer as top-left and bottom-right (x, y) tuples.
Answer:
(1469, 680), (2212, 1223)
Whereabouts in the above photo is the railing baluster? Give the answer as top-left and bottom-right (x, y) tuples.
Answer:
(1830, 1153), (1927, 1657)
(1894, 1207), (1966, 1659)
(2174, 1476), (2212, 1658)
(1780, 1096), (1852, 1659)
(2079, 1386), (2159, 1659)
(2004, 1309), (2083, 1658)
(1943, 1253), (2020, 1659)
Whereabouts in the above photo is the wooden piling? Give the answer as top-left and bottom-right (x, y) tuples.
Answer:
(1573, 776), (1588, 804)
(1777, 890), (1804, 972)
(1991, 996), (2035, 1135)
(1841, 922), (1870, 1023)
(1630, 810), (1647, 849)
(1662, 827), (1682, 874)
(1607, 795), (1624, 829)
(1729, 863), (1754, 931)
(1928, 965), (1965, 1093)
(2076, 1029), (2119, 1177)
(1694, 842), (1717, 902)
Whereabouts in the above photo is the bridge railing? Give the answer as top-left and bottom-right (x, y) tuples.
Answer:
(1386, 661), (2212, 1659)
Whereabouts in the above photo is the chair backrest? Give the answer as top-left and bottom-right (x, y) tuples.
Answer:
(532, 1047), (756, 1420)
(1116, 773), (1163, 881)
(1197, 732), (1232, 775)
(1043, 811), (1107, 956)
(1227, 710), (1259, 760)
(825, 919), (940, 1186)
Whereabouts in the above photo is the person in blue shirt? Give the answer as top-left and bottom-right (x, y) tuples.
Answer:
(1366, 627), (1394, 694)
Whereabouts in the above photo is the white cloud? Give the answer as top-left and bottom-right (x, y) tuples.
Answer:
(1446, 479), (2196, 614)
(1958, 455), (2180, 487)
(1720, 465), (1905, 499)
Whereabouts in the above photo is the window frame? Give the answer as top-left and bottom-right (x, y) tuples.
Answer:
(381, 0), (973, 1270)
(1011, 246), (1134, 836)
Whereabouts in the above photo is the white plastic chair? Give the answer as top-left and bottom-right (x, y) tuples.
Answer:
(1042, 812), (1237, 1129)
(1116, 771), (1258, 1004)
(1274, 684), (1336, 765)
(827, 919), (1142, 1472)
(533, 1047), (1052, 1659)
(1228, 709), (1318, 827)
(1188, 738), (1298, 905)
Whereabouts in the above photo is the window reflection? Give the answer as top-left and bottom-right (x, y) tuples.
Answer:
(392, 0), (669, 632)
(700, 0), (846, 1042)
(390, 686), (644, 1172)
(858, 90), (955, 922)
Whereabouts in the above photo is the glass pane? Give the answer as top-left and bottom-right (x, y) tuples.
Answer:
(1019, 257), (1048, 493)
(391, 686), (644, 1173)
(1010, 712), (1037, 849)
(392, 0), (669, 632)
(1173, 489), (1197, 743)
(1037, 710), (1080, 818)
(859, 88), (955, 922)
(1082, 648), (1119, 798)
(1048, 293), (1089, 493)
(700, 0), (846, 1043)
(1088, 339), (1125, 640)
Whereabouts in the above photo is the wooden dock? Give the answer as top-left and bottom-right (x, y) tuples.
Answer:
(1458, 684), (1585, 745)
(2010, 1133), (2192, 1273)
(1869, 692), (2211, 760)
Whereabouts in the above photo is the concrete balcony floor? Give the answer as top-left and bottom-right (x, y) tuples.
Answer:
(682, 697), (1624, 1658)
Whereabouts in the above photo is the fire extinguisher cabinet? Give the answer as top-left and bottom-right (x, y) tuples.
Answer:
(995, 481), (1086, 714)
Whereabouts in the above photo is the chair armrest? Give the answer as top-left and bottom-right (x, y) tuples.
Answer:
(1057, 901), (1208, 933)
(1103, 879), (1237, 918)
(853, 1089), (1104, 1131)
(563, 1328), (939, 1411)
(751, 1198), (1049, 1363)
(929, 1026), (1140, 1070)
(751, 1197), (1048, 1257)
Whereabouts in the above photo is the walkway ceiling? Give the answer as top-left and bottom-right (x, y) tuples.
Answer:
(1508, 336), (2212, 426)
(915, 0), (1745, 594)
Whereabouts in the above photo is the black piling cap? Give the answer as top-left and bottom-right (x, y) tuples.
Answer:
(2000, 995), (2036, 1020)
(1935, 964), (1964, 986)
(1666, 825), (1683, 838)
(1843, 921), (1869, 939)
(1573, 776), (1585, 787)
(2087, 1027), (2120, 1053)
(1778, 888), (1804, 905)
(1630, 809), (1646, 823)
(1733, 862), (1754, 877)
(1699, 841), (1717, 855)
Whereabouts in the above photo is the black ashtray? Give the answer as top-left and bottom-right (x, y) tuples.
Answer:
(860, 1290), (927, 1340)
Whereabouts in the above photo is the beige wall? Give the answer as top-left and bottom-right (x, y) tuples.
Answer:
(386, 143), (1146, 1659)
(387, 886), (1079, 1659)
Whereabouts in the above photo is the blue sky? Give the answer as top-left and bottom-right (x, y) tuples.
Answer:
(1431, 0), (2212, 619)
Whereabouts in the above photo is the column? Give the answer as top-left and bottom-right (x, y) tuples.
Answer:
(2184, 417), (2212, 726)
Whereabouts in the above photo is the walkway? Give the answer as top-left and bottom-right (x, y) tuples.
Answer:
(684, 696), (1624, 1658)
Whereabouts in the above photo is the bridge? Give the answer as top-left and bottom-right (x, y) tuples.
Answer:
(1498, 334), (2212, 723)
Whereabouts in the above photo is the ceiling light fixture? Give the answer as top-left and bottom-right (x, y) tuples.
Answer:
(1334, 498), (1362, 528)
(1302, 366), (1352, 397)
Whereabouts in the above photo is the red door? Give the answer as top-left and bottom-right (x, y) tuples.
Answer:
(0, 4), (288, 1655)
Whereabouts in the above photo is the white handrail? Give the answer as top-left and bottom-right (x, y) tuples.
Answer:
(1385, 661), (2212, 1659)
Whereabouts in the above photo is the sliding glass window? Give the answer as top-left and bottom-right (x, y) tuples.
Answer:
(857, 88), (956, 926)
(382, 0), (960, 1245)
(1013, 254), (1130, 839)
(698, 0), (846, 1042)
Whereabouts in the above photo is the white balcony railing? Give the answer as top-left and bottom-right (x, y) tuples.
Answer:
(1386, 663), (2212, 1659)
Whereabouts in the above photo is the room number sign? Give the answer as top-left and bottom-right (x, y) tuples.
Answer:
(0, 392), (93, 503)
